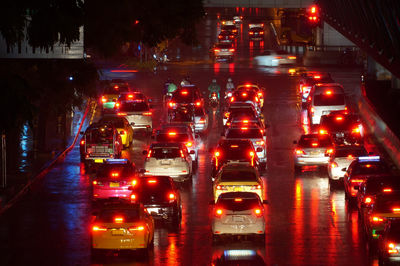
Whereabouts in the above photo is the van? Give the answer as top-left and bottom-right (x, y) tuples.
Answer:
(308, 83), (346, 125)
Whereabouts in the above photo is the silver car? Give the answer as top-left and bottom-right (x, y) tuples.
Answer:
(143, 142), (193, 182)
(212, 192), (266, 242)
(194, 107), (209, 134)
(116, 100), (152, 132)
(294, 133), (334, 172)
(327, 145), (368, 184)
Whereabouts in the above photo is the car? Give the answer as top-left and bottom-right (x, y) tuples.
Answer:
(225, 113), (265, 132)
(211, 139), (260, 177)
(327, 145), (368, 185)
(98, 116), (134, 148)
(236, 83), (265, 108)
(218, 31), (235, 43)
(213, 164), (264, 202)
(210, 43), (235, 62)
(168, 104), (196, 130)
(230, 90), (261, 114)
(253, 50), (296, 67)
(92, 159), (137, 200)
(343, 156), (392, 200)
(307, 83), (347, 125)
(143, 142), (193, 183)
(378, 219), (400, 264)
(361, 191), (400, 242)
(129, 175), (182, 226)
(80, 122), (123, 165)
(293, 133), (334, 172)
(356, 175), (400, 216)
(249, 27), (264, 41)
(223, 103), (260, 125)
(249, 20), (264, 29)
(318, 113), (364, 145)
(221, 25), (238, 35)
(116, 100), (153, 132)
(91, 200), (154, 255)
(193, 107), (209, 134)
(154, 127), (200, 165)
(233, 15), (243, 24)
(118, 91), (149, 103)
(168, 85), (203, 110)
(100, 83), (130, 111)
(222, 126), (267, 168)
(299, 72), (334, 103)
(219, 16), (235, 26)
(211, 192), (266, 242)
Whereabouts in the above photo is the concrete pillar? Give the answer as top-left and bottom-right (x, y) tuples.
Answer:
(315, 26), (323, 48)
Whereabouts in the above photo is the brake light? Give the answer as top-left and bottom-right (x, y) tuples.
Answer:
(92, 180), (98, 185)
(310, 107), (314, 115)
(229, 48), (235, 52)
(168, 102), (176, 108)
(147, 150), (152, 158)
(129, 225), (145, 232)
(388, 243), (398, 254)
(115, 102), (120, 108)
(249, 151), (255, 157)
(258, 92), (263, 97)
(114, 85), (119, 89)
(335, 116), (343, 121)
(230, 97), (235, 102)
(215, 151), (220, 157)
(218, 35), (223, 39)
(111, 172), (119, 177)
(128, 94), (134, 99)
(254, 208), (263, 217)
(130, 194), (137, 201)
(101, 96), (107, 103)
(393, 208), (400, 213)
(168, 193), (176, 202)
(288, 56), (296, 60)
(351, 179), (364, 183)
(363, 197), (372, 204)
(142, 112), (152, 116)
(260, 31), (264, 34)
(131, 179), (137, 186)
(325, 148), (334, 155)
(254, 96), (259, 102)
(249, 31), (254, 35)
(117, 112), (127, 116)
(311, 142), (318, 147)
(92, 225), (107, 232)
(215, 209), (223, 217)
(383, 188), (393, 193)
(181, 90), (188, 95)
(256, 140), (264, 145)
(325, 90), (332, 95)
(314, 75), (321, 79)
(372, 216), (384, 223)
(148, 179), (157, 184)
(214, 49), (220, 52)
(185, 141), (193, 148)
(195, 101), (202, 107)
(319, 129), (328, 134)
(234, 198), (243, 202)
(352, 127), (361, 134)
(295, 149), (305, 155)
(168, 132), (177, 136)
(241, 127), (248, 130)
(242, 92), (247, 97)
(80, 140), (85, 145)
(330, 162), (338, 168)
(347, 154), (354, 159)
(114, 216), (124, 223)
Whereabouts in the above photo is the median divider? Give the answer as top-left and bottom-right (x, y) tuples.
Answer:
(0, 100), (93, 216)
(357, 86), (400, 169)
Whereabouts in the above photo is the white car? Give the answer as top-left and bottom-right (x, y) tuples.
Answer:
(328, 145), (368, 184)
(116, 100), (152, 132)
(143, 142), (193, 182)
(212, 192), (266, 242)
(253, 50), (296, 66)
(194, 107), (209, 134)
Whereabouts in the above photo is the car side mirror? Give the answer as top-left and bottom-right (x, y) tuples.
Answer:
(256, 147), (263, 152)
(130, 122), (135, 126)
(341, 167), (347, 172)
(293, 140), (297, 144)
(142, 150), (148, 155)
(190, 150), (195, 154)
(263, 200), (269, 204)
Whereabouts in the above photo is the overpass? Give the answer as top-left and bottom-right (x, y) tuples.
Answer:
(204, 0), (313, 8)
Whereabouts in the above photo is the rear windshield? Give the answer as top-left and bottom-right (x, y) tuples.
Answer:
(156, 133), (189, 143)
(217, 198), (261, 211)
(321, 116), (359, 130)
(218, 147), (253, 161)
(220, 170), (257, 182)
(366, 178), (400, 194)
(134, 178), (172, 204)
(375, 196), (400, 213)
(298, 135), (332, 147)
(99, 208), (140, 222)
(314, 94), (345, 106)
(97, 164), (135, 178)
(119, 102), (149, 112)
(353, 162), (390, 175)
(151, 147), (181, 159)
(86, 128), (114, 144)
(99, 118), (125, 128)
(226, 128), (263, 139)
(104, 86), (129, 94)
(334, 148), (367, 157)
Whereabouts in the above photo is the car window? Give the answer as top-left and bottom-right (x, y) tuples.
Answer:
(99, 208), (140, 222)
(135, 179), (173, 204)
(151, 147), (181, 159)
(298, 135), (332, 147)
(156, 133), (190, 143)
(353, 162), (390, 175)
(97, 164), (136, 178)
(226, 128), (263, 139)
(314, 94), (345, 106)
(86, 128), (114, 144)
(217, 198), (261, 211)
(119, 102), (149, 112)
(334, 148), (367, 157)
(375, 196), (400, 213)
(220, 170), (257, 182)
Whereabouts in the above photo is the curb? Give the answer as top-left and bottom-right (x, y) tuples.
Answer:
(0, 100), (93, 216)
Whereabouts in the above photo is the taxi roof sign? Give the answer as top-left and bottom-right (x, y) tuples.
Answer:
(358, 156), (380, 162)
(105, 159), (129, 164)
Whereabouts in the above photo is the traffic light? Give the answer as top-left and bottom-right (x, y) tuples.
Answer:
(307, 4), (320, 26)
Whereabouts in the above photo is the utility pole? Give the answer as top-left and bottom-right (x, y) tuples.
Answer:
(1, 132), (6, 188)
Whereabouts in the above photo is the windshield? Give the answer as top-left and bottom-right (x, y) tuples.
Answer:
(220, 170), (257, 182)
(375, 196), (400, 213)
(99, 118), (125, 128)
(217, 198), (261, 211)
(353, 162), (390, 175)
(298, 135), (332, 147)
(119, 102), (149, 112)
(86, 128), (114, 144)
(226, 128), (263, 139)
(334, 148), (367, 157)
(314, 94), (345, 106)
(156, 133), (190, 143)
(96, 164), (135, 179)
(151, 147), (181, 159)
(134, 178), (172, 204)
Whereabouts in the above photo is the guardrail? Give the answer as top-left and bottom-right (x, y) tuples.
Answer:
(0, 100), (93, 215)
(357, 85), (400, 169)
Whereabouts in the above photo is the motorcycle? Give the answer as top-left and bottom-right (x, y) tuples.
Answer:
(209, 92), (219, 108)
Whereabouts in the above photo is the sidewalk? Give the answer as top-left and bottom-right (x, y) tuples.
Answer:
(0, 100), (94, 208)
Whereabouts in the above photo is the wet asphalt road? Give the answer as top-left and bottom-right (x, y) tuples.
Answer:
(0, 12), (384, 266)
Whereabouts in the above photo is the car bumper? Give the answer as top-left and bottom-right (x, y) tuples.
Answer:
(144, 171), (190, 182)
(144, 205), (175, 220)
(92, 234), (148, 250)
(212, 221), (265, 235)
(295, 156), (329, 166)
(93, 187), (131, 200)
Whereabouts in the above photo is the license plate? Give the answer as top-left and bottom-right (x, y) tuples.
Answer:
(310, 151), (321, 155)
(161, 160), (171, 165)
(111, 229), (124, 236)
(234, 187), (242, 192)
(109, 182), (120, 187)
(233, 216), (244, 222)
(147, 208), (160, 214)
(94, 159), (104, 163)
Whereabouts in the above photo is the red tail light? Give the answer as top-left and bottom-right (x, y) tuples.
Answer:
(319, 129), (328, 134)
(330, 162), (338, 168)
(142, 112), (152, 116)
(80, 140), (85, 145)
(129, 225), (145, 232)
(215, 208), (223, 217)
(364, 197), (373, 204)
(255, 140), (264, 145)
(214, 49), (220, 52)
(311, 142), (318, 147)
(351, 179), (364, 183)
(114, 216), (124, 223)
(254, 96), (259, 102)
(392, 208), (400, 213)
(214, 151), (220, 157)
(117, 112), (127, 116)
(295, 149), (305, 155)
(352, 127), (361, 134)
(92, 225), (107, 232)
(115, 102), (120, 108)
(288, 56), (296, 60)
(168, 102), (176, 108)
(371, 216), (384, 223)
(195, 101), (202, 107)
(234, 198), (243, 202)
(218, 35), (223, 39)
(130, 194), (137, 201)
(181, 90), (188, 95)
(185, 141), (193, 148)
(388, 243), (398, 254)
(101, 96), (107, 103)
(148, 179), (157, 184)
(229, 48), (235, 52)
(168, 193), (176, 202)
(230, 97), (235, 102)
(260, 31), (264, 34)
(147, 150), (152, 158)
(111, 172), (119, 177)
(325, 148), (334, 155)
(254, 208), (263, 217)
(383, 188), (393, 193)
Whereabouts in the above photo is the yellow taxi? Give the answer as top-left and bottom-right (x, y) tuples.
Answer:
(91, 201), (154, 255)
(213, 164), (264, 202)
(98, 116), (133, 148)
